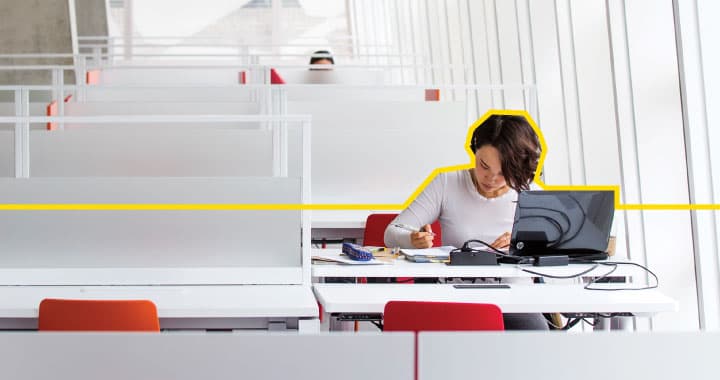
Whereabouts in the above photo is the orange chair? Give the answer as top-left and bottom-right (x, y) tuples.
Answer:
(363, 214), (442, 247)
(38, 299), (161, 332)
(383, 301), (504, 332)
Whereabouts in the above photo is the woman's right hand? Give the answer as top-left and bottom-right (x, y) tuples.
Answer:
(410, 224), (434, 248)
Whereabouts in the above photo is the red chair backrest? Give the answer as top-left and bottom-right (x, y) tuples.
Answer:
(383, 301), (504, 331)
(38, 299), (161, 332)
(364, 214), (442, 247)
(270, 68), (285, 84)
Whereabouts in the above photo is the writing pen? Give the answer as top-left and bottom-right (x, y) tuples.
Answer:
(392, 223), (436, 236)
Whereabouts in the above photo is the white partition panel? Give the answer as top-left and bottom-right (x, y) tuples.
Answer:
(285, 85), (535, 114)
(83, 86), (255, 102)
(96, 67), (242, 85)
(0, 111), (310, 286)
(0, 127), (11, 177)
(419, 332), (719, 379)
(1, 104), (50, 177)
(273, 67), (387, 85)
(289, 100), (467, 204)
(0, 177), (302, 285)
(0, 333), (414, 380)
(285, 85), (427, 102)
(30, 127), (273, 177)
(0, 103), (47, 116)
(64, 101), (261, 116)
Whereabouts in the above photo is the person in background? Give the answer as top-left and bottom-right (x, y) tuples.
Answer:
(309, 50), (334, 69)
(384, 114), (549, 330)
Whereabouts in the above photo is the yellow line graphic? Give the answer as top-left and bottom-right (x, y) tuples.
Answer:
(1, 109), (718, 211)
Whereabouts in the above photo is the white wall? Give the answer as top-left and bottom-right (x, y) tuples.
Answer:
(674, 0), (720, 330)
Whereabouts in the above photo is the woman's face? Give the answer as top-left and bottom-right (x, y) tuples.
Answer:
(474, 145), (507, 194)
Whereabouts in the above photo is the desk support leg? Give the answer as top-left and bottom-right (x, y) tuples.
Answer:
(298, 318), (320, 334)
(328, 314), (355, 332)
(593, 316), (633, 331)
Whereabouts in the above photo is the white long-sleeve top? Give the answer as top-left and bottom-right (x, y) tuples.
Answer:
(384, 169), (518, 249)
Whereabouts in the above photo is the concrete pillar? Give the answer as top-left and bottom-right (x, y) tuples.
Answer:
(75, 0), (109, 62)
(0, 0), (76, 85)
(75, 0), (108, 38)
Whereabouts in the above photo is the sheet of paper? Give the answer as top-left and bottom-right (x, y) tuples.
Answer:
(399, 246), (457, 258)
(312, 251), (391, 265)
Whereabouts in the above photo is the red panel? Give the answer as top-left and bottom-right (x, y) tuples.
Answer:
(424, 89), (440, 101)
(270, 68), (285, 84)
(46, 100), (58, 131)
(86, 69), (100, 84)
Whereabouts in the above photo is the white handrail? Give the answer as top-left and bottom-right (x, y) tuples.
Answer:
(0, 114), (312, 124)
(0, 83), (536, 93)
(0, 65), (75, 70)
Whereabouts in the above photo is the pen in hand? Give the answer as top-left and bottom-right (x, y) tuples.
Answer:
(392, 223), (436, 236)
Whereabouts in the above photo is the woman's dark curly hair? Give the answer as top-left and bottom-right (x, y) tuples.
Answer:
(469, 114), (541, 192)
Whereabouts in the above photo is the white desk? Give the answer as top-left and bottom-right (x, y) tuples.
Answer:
(0, 285), (319, 332)
(312, 248), (637, 278)
(313, 283), (677, 322)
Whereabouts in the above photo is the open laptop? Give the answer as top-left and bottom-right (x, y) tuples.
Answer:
(508, 190), (614, 260)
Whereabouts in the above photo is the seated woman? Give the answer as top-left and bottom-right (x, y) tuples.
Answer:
(384, 113), (548, 330)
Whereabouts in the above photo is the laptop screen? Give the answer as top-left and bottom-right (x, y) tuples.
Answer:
(509, 190), (614, 257)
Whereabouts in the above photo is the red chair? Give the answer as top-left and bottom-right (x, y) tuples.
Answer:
(364, 214), (442, 284)
(363, 214), (442, 247)
(384, 301), (503, 380)
(38, 299), (161, 332)
(383, 301), (504, 332)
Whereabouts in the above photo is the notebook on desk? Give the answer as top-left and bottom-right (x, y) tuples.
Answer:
(400, 246), (456, 262)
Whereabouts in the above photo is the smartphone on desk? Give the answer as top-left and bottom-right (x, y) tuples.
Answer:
(453, 284), (510, 289)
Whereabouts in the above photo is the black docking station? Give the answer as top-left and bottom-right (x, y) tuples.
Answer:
(533, 255), (569, 266)
(448, 250), (498, 266)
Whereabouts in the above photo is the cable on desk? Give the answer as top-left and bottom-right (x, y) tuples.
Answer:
(582, 261), (659, 291)
(457, 239), (533, 264)
(520, 259), (659, 291)
(520, 264), (600, 279)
